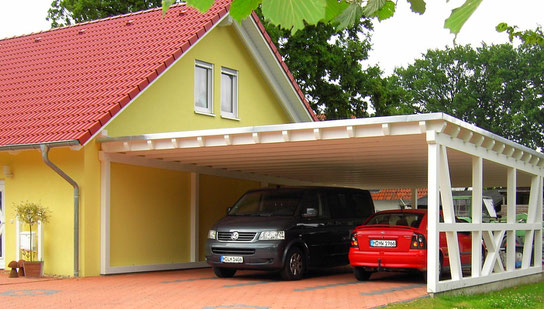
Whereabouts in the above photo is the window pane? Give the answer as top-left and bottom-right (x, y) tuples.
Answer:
(195, 66), (209, 109)
(221, 73), (233, 113)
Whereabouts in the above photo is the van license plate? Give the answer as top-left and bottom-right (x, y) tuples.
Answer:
(221, 256), (243, 263)
(370, 240), (396, 247)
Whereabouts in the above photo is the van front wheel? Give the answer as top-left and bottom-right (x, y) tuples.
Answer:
(281, 247), (305, 280)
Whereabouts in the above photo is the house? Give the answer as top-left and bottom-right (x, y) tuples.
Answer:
(371, 188), (427, 211)
(1, 3), (542, 293)
(0, 1), (316, 276)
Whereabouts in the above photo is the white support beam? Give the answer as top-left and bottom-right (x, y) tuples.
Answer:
(482, 230), (506, 275)
(495, 143), (506, 155)
(535, 177), (543, 265)
(313, 128), (321, 140)
(190, 173), (200, 262)
(426, 137), (440, 293)
(506, 168), (517, 271)
(100, 153), (111, 275)
(450, 126), (461, 139)
(411, 188), (418, 209)
(382, 123), (390, 135)
(471, 157), (483, 277)
(438, 145), (462, 280)
(523, 175), (541, 268)
(474, 135), (485, 147)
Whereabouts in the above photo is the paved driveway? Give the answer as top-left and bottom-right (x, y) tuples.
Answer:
(0, 267), (427, 308)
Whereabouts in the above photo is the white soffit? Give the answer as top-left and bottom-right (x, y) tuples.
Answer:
(99, 113), (544, 189)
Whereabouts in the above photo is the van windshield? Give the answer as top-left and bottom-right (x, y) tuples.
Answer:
(228, 190), (303, 216)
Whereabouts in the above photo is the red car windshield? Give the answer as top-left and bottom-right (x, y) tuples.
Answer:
(365, 212), (425, 228)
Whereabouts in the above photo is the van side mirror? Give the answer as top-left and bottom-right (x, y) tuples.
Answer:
(302, 208), (318, 218)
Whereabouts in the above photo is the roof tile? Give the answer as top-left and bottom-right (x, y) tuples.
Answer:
(0, 1), (315, 147)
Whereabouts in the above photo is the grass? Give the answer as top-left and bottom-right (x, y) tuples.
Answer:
(386, 279), (544, 309)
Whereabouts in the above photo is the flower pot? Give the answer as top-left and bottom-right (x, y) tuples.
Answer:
(23, 261), (43, 278)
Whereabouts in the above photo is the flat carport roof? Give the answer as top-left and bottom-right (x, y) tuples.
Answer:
(99, 113), (543, 189)
(98, 112), (544, 293)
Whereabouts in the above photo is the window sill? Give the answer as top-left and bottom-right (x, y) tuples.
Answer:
(221, 114), (240, 121)
(194, 110), (216, 117)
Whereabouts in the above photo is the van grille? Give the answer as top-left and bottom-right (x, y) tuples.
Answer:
(212, 247), (256, 255)
(217, 231), (257, 242)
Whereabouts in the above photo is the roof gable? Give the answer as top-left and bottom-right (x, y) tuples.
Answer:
(0, 1), (315, 149)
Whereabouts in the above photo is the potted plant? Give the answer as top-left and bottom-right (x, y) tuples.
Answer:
(14, 201), (49, 277)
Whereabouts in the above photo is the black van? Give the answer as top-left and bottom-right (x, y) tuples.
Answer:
(205, 186), (375, 280)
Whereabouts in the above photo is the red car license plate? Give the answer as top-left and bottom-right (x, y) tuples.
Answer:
(370, 239), (396, 247)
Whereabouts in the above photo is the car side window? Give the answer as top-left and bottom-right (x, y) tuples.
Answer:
(351, 192), (374, 219)
(328, 191), (352, 219)
(300, 191), (321, 218)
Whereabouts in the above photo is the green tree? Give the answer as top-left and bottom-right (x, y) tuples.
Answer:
(497, 24), (544, 47)
(261, 12), (383, 119)
(390, 44), (544, 149)
(47, 0), (163, 27)
(167, 0), (482, 35)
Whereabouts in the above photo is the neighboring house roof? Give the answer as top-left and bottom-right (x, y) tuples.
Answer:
(0, 1), (316, 149)
(372, 188), (428, 202)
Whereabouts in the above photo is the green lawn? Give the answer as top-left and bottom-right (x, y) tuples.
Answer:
(387, 279), (544, 309)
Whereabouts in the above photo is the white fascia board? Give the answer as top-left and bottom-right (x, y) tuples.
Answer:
(100, 113), (445, 143)
(232, 15), (314, 123)
(99, 113), (544, 172)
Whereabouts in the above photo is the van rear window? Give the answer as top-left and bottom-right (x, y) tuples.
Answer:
(229, 190), (303, 216)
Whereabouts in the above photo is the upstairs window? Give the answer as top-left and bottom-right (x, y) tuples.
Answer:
(195, 60), (213, 114)
(221, 67), (238, 119)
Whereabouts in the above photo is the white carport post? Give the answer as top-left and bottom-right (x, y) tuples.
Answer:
(426, 131), (440, 293)
(506, 168), (517, 271)
(471, 157), (483, 278)
(524, 176), (543, 267)
(190, 172), (199, 262)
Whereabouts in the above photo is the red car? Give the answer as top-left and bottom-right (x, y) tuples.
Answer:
(348, 209), (473, 281)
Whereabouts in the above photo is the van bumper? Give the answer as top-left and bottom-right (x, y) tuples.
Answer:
(205, 240), (286, 270)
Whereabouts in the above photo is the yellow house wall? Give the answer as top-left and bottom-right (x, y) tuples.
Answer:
(198, 175), (260, 260)
(109, 163), (191, 266)
(105, 25), (292, 137)
(0, 148), (84, 277)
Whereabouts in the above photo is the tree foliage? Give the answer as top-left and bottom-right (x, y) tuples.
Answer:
(497, 23), (544, 47)
(167, 0), (481, 35)
(47, 0), (163, 27)
(260, 11), (383, 119)
(389, 44), (544, 149)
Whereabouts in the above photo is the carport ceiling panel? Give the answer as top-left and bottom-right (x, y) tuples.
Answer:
(145, 135), (428, 187)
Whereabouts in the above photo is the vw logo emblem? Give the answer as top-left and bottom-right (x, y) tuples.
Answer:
(231, 231), (239, 240)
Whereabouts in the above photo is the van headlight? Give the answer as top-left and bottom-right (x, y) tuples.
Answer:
(259, 231), (285, 240)
(208, 230), (217, 240)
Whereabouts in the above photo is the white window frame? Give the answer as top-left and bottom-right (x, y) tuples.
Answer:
(194, 60), (214, 115)
(220, 67), (238, 119)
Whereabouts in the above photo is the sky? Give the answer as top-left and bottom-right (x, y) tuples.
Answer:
(0, 0), (543, 75)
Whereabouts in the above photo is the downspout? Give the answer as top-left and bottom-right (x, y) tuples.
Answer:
(40, 144), (80, 277)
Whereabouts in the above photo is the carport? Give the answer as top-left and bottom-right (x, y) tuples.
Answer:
(98, 113), (543, 293)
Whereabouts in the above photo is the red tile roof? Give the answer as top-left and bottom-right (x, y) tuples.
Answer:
(371, 188), (428, 201)
(0, 1), (316, 148)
